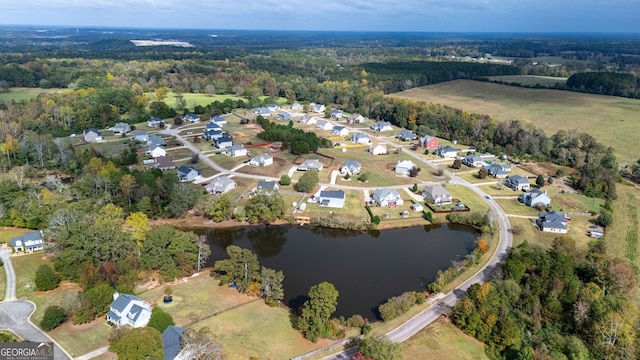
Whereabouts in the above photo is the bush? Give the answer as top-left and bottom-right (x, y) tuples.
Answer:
(372, 215), (381, 225)
(359, 335), (400, 360)
(347, 314), (366, 328)
(35, 264), (61, 291)
(423, 211), (433, 222)
(358, 172), (370, 182)
(279, 175), (291, 186)
(378, 292), (423, 321)
(41, 306), (66, 331)
(84, 284), (114, 316)
(294, 171), (319, 193)
(147, 307), (175, 333)
(361, 324), (372, 335)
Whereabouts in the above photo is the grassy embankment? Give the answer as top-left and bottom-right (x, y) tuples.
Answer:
(388, 79), (640, 163)
(0, 88), (64, 102)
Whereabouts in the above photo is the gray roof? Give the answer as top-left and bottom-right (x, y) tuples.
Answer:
(341, 160), (361, 169)
(423, 184), (451, 198)
(148, 135), (165, 146)
(352, 132), (369, 140)
(300, 159), (323, 170)
(373, 188), (401, 200)
(507, 175), (529, 185)
(211, 115), (225, 123)
(208, 176), (236, 192)
(333, 125), (346, 132)
(228, 144), (246, 151)
(206, 122), (222, 129)
(398, 129), (417, 139)
(438, 146), (457, 153)
(319, 190), (346, 199)
(177, 166), (197, 177)
(154, 156), (175, 169)
(84, 129), (101, 136)
(128, 304), (145, 323)
(464, 154), (483, 162)
(11, 231), (42, 248)
(257, 181), (277, 190)
(106, 310), (120, 322)
(277, 111), (292, 119)
(163, 326), (185, 360)
(252, 153), (272, 162)
(111, 293), (144, 313)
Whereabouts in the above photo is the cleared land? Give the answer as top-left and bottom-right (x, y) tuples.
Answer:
(400, 317), (488, 360)
(486, 75), (567, 87)
(606, 182), (640, 273)
(388, 80), (640, 162)
(0, 87), (64, 102)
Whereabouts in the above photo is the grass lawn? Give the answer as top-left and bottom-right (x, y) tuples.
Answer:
(400, 317), (488, 360)
(388, 80), (640, 162)
(486, 75), (567, 87)
(162, 92), (245, 109)
(0, 87), (64, 102)
(446, 185), (489, 214)
(494, 199), (539, 217)
(12, 253), (49, 299)
(605, 182), (640, 274)
(50, 319), (112, 358)
(509, 215), (596, 251)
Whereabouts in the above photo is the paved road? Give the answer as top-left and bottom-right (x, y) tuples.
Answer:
(0, 248), (16, 301)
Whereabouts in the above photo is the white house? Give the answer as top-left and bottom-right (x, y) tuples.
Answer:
(213, 135), (233, 149)
(298, 114), (317, 124)
(411, 203), (424, 212)
(330, 109), (343, 118)
(372, 188), (404, 207)
(147, 117), (162, 127)
(206, 176), (237, 194)
(347, 113), (365, 124)
(83, 129), (103, 143)
(210, 115), (227, 125)
(131, 130), (149, 143)
(111, 122), (132, 134)
(183, 113), (200, 123)
(397, 130), (417, 141)
(147, 135), (166, 147)
(298, 159), (323, 171)
(227, 144), (247, 157)
(340, 160), (361, 176)
(249, 153), (273, 167)
(332, 126), (349, 136)
(537, 211), (568, 233)
(148, 146), (166, 158)
(267, 104), (281, 112)
(505, 175), (531, 191)
(519, 188), (552, 208)
(290, 103), (303, 111)
(462, 154), (484, 167)
(254, 107), (271, 117)
(277, 111), (292, 121)
(434, 146), (458, 159)
(369, 142), (387, 155)
(106, 292), (152, 328)
(422, 185), (453, 205)
(310, 103), (325, 113)
(177, 166), (201, 182)
(256, 181), (279, 194)
(351, 132), (370, 145)
(317, 190), (346, 208)
(370, 121), (393, 132)
(395, 160), (417, 176)
(316, 119), (333, 131)
(10, 231), (44, 253)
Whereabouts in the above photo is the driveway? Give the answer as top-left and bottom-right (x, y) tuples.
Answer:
(0, 248), (15, 301)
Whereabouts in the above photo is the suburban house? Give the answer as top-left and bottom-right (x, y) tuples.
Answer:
(213, 135), (233, 149)
(290, 103), (303, 111)
(227, 144), (247, 157)
(256, 181), (279, 194)
(397, 130), (417, 141)
(249, 153), (273, 167)
(347, 113), (365, 124)
(206, 176), (237, 194)
(298, 159), (323, 171)
(310, 103), (325, 113)
(330, 109), (343, 118)
(519, 188), (552, 208)
(254, 107), (271, 117)
(462, 154), (484, 167)
(420, 135), (439, 149)
(106, 292), (152, 328)
(83, 129), (103, 143)
(162, 326), (185, 360)
(183, 113), (200, 123)
(10, 231), (44, 253)
(147, 145), (167, 158)
(434, 146), (458, 158)
(372, 188), (404, 207)
(505, 175), (531, 191)
(298, 114), (317, 124)
(203, 128), (224, 141)
(411, 203), (424, 212)
(154, 156), (176, 170)
(131, 130), (149, 143)
(340, 160), (362, 176)
(277, 111), (292, 121)
(369, 142), (387, 155)
(316, 119), (334, 131)
(210, 115), (227, 125)
(422, 185), (453, 205)
(332, 126), (349, 136)
(370, 121), (393, 132)
(147, 117), (163, 127)
(590, 228), (604, 239)
(267, 104), (281, 112)
(111, 122), (132, 134)
(317, 190), (346, 208)
(395, 160), (417, 176)
(351, 132), (370, 145)
(537, 211), (569, 233)
(147, 135), (166, 147)
(177, 166), (201, 182)
(486, 163), (511, 178)
(206, 122), (222, 131)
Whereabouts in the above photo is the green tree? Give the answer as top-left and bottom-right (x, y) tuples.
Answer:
(358, 172), (370, 182)
(297, 281), (339, 342)
(214, 245), (260, 293)
(294, 170), (319, 193)
(358, 335), (400, 360)
(244, 192), (285, 224)
(478, 167), (488, 179)
(147, 307), (175, 333)
(40, 305), (66, 331)
(411, 183), (418, 193)
(209, 194), (232, 222)
(109, 327), (163, 360)
(547, 176), (553, 185)
(84, 283), (114, 316)
(279, 175), (291, 186)
(536, 174), (545, 188)
(260, 266), (285, 304)
(35, 264), (61, 291)
(452, 158), (462, 169)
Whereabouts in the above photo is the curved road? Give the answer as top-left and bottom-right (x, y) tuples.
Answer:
(163, 121), (513, 359)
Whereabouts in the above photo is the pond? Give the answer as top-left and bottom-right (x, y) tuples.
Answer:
(194, 223), (478, 320)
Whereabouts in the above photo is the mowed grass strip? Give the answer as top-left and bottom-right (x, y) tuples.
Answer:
(400, 317), (488, 360)
(388, 80), (640, 162)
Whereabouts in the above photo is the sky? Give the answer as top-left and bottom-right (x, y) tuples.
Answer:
(1, 0), (639, 33)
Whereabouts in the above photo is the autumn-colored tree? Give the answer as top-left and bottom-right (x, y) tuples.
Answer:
(126, 212), (150, 250)
(477, 239), (489, 254)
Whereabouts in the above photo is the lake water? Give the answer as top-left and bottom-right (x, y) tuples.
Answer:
(194, 223), (478, 319)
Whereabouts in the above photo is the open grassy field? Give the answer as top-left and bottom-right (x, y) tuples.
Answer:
(400, 317), (488, 360)
(0, 87), (64, 102)
(605, 182), (640, 273)
(12, 253), (49, 299)
(486, 75), (567, 87)
(162, 91), (245, 109)
(508, 214), (596, 251)
(388, 80), (640, 162)
(297, 189), (370, 225)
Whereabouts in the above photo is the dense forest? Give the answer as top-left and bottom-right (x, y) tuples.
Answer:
(453, 238), (637, 359)
(566, 71), (638, 97)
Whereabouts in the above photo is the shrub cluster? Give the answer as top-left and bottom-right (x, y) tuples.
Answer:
(378, 291), (424, 321)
